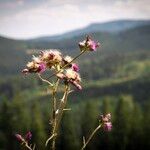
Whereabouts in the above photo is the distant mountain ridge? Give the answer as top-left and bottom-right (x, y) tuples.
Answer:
(32, 19), (150, 42)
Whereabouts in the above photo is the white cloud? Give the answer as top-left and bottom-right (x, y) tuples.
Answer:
(0, 0), (149, 39)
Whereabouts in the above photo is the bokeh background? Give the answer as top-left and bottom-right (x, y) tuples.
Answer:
(0, 0), (150, 149)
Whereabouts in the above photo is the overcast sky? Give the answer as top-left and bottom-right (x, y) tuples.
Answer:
(0, 0), (150, 39)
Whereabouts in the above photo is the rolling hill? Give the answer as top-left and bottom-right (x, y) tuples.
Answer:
(0, 37), (27, 76)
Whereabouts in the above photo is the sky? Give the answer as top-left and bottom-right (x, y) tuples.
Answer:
(0, 0), (150, 39)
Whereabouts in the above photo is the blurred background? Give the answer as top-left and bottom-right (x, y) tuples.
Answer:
(0, 0), (150, 149)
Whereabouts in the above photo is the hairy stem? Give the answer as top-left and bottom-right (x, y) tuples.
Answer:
(46, 85), (69, 149)
(45, 78), (60, 149)
(54, 85), (69, 133)
(49, 84), (69, 149)
(81, 124), (102, 150)
(51, 78), (60, 150)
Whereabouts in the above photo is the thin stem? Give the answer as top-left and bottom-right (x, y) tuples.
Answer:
(24, 141), (33, 150)
(46, 85), (69, 149)
(52, 138), (55, 150)
(45, 134), (56, 147)
(51, 78), (60, 150)
(51, 78), (60, 122)
(54, 85), (70, 133)
(68, 50), (85, 65)
(52, 85), (69, 150)
(51, 90), (56, 150)
(47, 50), (85, 79)
(81, 124), (102, 150)
(37, 73), (53, 86)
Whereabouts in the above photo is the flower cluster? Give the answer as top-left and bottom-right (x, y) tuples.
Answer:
(22, 36), (99, 90)
(22, 50), (62, 74)
(100, 113), (112, 132)
(22, 50), (81, 89)
(40, 50), (62, 68)
(15, 131), (32, 143)
(57, 68), (81, 90)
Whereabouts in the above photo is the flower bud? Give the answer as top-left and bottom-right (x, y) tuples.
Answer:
(15, 134), (24, 142)
(38, 63), (46, 73)
(79, 36), (100, 51)
(72, 64), (79, 72)
(25, 131), (32, 141)
(103, 122), (112, 132)
(100, 113), (112, 131)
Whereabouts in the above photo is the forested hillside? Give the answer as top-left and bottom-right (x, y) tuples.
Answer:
(0, 20), (150, 150)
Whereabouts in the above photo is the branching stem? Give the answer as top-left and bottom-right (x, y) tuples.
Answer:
(22, 141), (33, 150)
(48, 85), (70, 150)
(37, 73), (53, 86)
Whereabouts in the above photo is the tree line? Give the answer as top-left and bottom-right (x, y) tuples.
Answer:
(0, 94), (150, 150)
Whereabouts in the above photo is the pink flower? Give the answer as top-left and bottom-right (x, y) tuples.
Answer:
(22, 62), (46, 74)
(41, 50), (62, 63)
(100, 113), (112, 131)
(72, 64), (79, 72)
(66, 69), (81, 90)
(38, 63), (46, 73)
(103, 122), (112, 132)
(25, 131), (32, 141)
(88, 40), (100, 51)
(79, 36), (100, 51)
(57, 69), (82, 90)
(15, 134), (23, 142)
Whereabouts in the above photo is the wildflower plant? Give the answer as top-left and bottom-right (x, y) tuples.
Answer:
(15, 131), (35, 150)
(16, 36), (112, 150)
